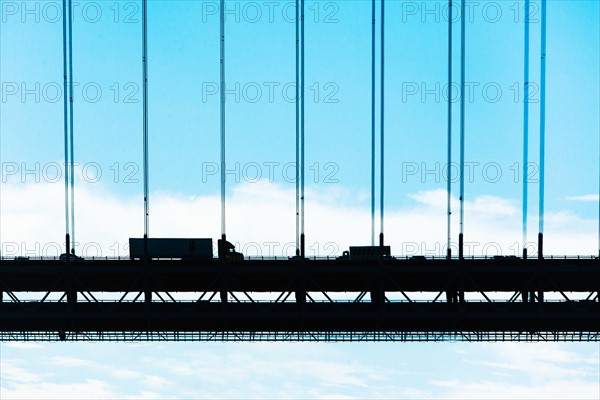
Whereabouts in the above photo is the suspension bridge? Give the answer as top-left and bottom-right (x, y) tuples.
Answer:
(0, 0), (598, 342)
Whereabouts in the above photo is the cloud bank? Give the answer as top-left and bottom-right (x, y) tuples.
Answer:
(1, 180), (598, 257)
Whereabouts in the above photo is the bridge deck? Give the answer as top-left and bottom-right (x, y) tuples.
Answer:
(0, 258), (598, 341)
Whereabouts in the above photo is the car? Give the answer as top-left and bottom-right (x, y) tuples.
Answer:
(492, 255), (521, 261)
(59, 253), (84, 261)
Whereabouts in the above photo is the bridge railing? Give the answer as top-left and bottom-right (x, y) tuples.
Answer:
(0, 255), (598, 261)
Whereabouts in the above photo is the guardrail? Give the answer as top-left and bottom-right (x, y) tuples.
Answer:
(0, 255), (598, 261)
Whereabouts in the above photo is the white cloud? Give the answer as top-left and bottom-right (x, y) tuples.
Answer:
(110, 368), (142, 380)
(0, 358), (161, 400)
(0, 378), (159, 400)
(464, 343), (598, 380)
(431, 378), (599, 399)
(0, 379), (114, 400)
(566, 194), (600, 202)
(0, 360), (45, 384)
(134, 343), (419, 399)
(44, 356), (93, 367)
(4, 343), (44, 350)
(1, 181), (598, 258)
(143, 375), (169, 388)
(432, 378), (599, 400)
(432, 343), (600, 399)
(1, 342), (598, 400)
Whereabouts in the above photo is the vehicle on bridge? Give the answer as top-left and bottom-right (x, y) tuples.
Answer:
(337, 245), (392, 260)
(492, 255), (521, 261)
(59, 253), (84, 261)
(129, 238), (243, 261)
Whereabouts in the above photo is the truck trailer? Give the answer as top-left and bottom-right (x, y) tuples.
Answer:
(129, 238), (243, 261)
(337, 245), (392, 260)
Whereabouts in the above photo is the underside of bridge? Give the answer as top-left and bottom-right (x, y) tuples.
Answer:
(0, 258), (598, 342)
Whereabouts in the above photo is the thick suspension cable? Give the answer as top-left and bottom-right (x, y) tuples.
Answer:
(62, 0), (70, 254)
(538, 0), (546, 259)
(459, 0), (466, 259)
(220, 0), (226, 241)
(142, 0), (149, 240)
(295, 0), (300, 255)
(371, 0), (375, 246)
(68, 0), (75, 254)
(446, 0), (452, 259)
(379, 0), (385, 247)
(523, 0), (530, 259)
(0, 13), (2, 256)
(300, 0), (305, 257)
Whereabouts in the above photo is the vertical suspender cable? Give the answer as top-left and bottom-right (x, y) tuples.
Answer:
(523, 0), (530, 259)
(446, 0), (452, 259)
(62, 0), (70, 256)
(458, 0), (465, 260)
(538, 0), (546, 259)
(300, 0), (305, 257)
(379, 0), (384, 247)
(142, 0), (151, 306)
(142, 0), (149, 244)
(371, 0), (375, 247)
(68, 0), (75, 254)
(220, 0), (226, 242)
(0, 21), (1, 256)
(295, 0), (300, 255)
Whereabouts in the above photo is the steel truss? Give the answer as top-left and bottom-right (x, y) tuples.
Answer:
(1, 331), (598, 342)
(0, 258), (598, 342)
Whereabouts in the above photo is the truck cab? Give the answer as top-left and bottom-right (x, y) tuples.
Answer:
(218, 239), (244, 261)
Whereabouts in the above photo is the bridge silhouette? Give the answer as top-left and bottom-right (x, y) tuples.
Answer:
(0, 0), (599, 342)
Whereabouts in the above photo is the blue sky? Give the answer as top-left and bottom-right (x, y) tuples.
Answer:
(1, 0), (599, 252)
(1, 341), (599, 399)
(0, 1), (599, 398)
